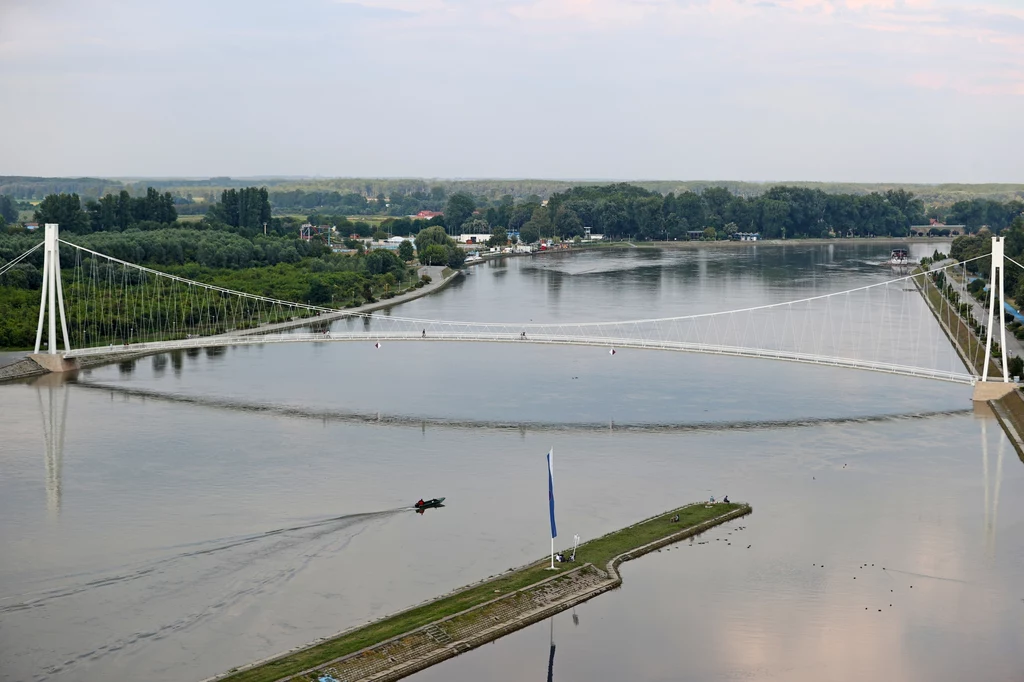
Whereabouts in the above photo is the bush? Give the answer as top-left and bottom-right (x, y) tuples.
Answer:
(415, 281), (425, 288)
(420, 274), (432, 284)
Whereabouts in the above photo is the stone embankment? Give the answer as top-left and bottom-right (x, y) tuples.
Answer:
(211, 503), (751, 682)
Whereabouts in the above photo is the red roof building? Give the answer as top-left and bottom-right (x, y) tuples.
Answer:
(413, 210), (443, 220)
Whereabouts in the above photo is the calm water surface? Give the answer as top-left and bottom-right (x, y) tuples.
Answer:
(3, 242), (1022, 682)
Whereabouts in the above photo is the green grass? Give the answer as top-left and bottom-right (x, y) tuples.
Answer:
(575, 502), (745, 568)
(219, 502), (745, 682)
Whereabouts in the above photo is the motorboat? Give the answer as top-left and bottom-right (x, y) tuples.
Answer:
(414, 497), (445, 510)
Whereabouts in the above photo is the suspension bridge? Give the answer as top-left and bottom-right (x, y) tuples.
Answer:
(2, 224), (1020, 399)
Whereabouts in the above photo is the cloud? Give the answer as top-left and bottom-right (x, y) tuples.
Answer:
(0, 0), (1020, 179)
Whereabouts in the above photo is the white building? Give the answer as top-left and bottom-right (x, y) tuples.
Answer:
(459, 233), (494, 244)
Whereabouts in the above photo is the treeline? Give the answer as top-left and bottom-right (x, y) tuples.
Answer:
(942, 198), (1024, 233)
(406, 185), (949, 242)
(25, 189), (179, 234)
(541, 184), (933, 240)
(206, 188), (272, 231)
(0, 176), (118, 201)
(950, 216), (1024, 301)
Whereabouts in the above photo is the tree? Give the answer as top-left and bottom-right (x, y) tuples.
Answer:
(398, 240), (414, 262)
(373, 230), (389, 241)
(365, 248), (405, 276)
(208, 187), (271, 231)
(508, 202), (539, 233)
(446, 244), (465, 269)
(414, 225), (453, 253)
(420, 244), (449, 266)
(34, 193), (89, 233)
(487, 226), (508, 248)
(702, 227), (716, 241)
(554, 206), (583, 239)
(444, 192), (476, 233)
(413, 225), (464, 268)
(520, 222), (540, 245)
(0, 195), (17, 223)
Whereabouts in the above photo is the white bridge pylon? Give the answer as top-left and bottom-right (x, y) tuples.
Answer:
(9, 224), (1018, 386)
(34, 223), (72, 355)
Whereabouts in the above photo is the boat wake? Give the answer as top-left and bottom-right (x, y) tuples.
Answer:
(0, 508), (403, 681)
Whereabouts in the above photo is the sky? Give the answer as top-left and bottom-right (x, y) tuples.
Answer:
(0, 0), (1021, 183)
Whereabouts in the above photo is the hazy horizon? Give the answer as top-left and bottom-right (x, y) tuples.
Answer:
(2, 0), (1021, 183)
(9, 175), (1024, 186)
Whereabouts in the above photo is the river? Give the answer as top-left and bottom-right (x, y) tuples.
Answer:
(2, 241), (1022, 682)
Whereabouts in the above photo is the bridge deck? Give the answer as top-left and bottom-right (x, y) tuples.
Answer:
(63, 331), (976, 385)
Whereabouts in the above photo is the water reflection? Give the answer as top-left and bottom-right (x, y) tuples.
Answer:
(151, 353), (167, 377)
(546, 618), (555, 682)
(35, 381), (68, 517)
(982, 419), (1005, 558)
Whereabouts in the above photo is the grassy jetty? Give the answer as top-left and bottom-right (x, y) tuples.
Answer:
(216, 502), (750, 682)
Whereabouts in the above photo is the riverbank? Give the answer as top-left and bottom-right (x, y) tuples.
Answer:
(586, 236), (949, 250)
(211, 502), (751, 682)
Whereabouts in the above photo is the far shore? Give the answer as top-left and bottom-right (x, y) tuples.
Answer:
(586, 236), (953, 250)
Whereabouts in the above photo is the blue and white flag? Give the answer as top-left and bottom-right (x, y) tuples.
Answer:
(547, 449), (557, 539)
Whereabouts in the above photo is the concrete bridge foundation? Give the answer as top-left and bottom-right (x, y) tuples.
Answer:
(973, 381), (1018, 402)
(28, 354), (79, 374)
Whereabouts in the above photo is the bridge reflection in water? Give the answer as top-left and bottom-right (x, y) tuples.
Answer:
(36, 380), (68, 517)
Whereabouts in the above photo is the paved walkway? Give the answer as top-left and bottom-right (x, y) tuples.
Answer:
(228, 265), (457, 338)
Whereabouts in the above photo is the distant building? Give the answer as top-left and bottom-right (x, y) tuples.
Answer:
(25, 223), (39, 231)
(687, 230), (705, 240)
(910, 221), (965, 237)
(460, 233), (493, 244)
(412, 210), (444, 220)
(386, 236), (411, 243)
(732, 232), (760, 241)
